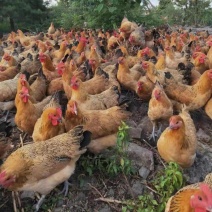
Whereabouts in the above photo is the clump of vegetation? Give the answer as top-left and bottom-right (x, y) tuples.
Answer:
(78, 121), (135, 181)
(122, 162), (184, 212)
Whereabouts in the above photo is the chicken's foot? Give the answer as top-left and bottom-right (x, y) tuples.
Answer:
(34, 194), (46, 212)
(149, 121), (157, 141)
(59, 180), (71, 197)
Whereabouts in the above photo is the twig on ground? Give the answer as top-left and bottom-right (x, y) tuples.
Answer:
(123, 173), (135, 200)
(141, 138), (166, 168)
(88, 183), (119, 211)
(140, 181), (160, 195)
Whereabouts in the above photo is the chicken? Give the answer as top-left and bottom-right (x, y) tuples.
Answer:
(129, 26), (145, 47)
(107, 35), (119, 51)
(70, 76), (120, 110)
(88, 45), (101, 73)
(52, 41), (67, 63)
(164, 46), (186, 69)
(65, 100), (131, 138)
(29, 68), (47, 102)
(73, 37), (87, 54)
(76, 52), (86, 66)
(47, 22), (56, 34)
(155, 53), (166, 70)
(15, 73), (36, 106)
(136, 76), (154, 100)
(148, 82), (173, 140)
(117, 57), (143, 92)
(0, 126), (91, 212)
(39, 52), (60, 81)
(17, 29), (31, 47)
(0, 63), (21, 82)
(165, 173), (212, 212)
(192, 52), (210, 74)
(205, 97), (212, 119)
(32, 101), (65, 142)
(0, 73), (20, 102)
(47, 77), (64, 95)
(2, 53), (18, 67)
(119, 17), (138, 39)
(15, 86), (52, 135)
(157, 105), (197, 168)
(20, 53), (41, 75)
(15, 70), (47, 105)
(118, 46), (141, 68)
(141, 61), (184, 85)
(163, 69), (212, 110)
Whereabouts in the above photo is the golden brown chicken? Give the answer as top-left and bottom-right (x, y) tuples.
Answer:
(65, 100), (131, 138)
(39, 52), (60, 81)
(148, 82), (173, 140)
(70, 76), (120, 110)
(52, 41), (67, 63)
(117, 57), (143, 92)
(192, 52), (210, 74)
(15, 86), (51, 135)
(119, 17), (138, 39)
(157, 105), (197, 168)
(0, 73), (20, 102)
(0, 126), (91, 212)
(47, 22), (56, 35)
(164, 46), (186, 70)
(136, 76), (154, 100)
(165, 173), (212, 212)
(163, 69), (212, 110)
(0, 63), (21, 82)
(17, 29), (31, 47)
(141, 61), (184, 85)
(32, 106), (65, 142)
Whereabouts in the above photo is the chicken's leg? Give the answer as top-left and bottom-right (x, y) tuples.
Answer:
(157, 123), (163, 137)
(59, 180), (72, 197)
(35, 194), (46, 212)
(149, 121), (157, 141)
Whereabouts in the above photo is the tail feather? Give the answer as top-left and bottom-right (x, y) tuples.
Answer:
(80, 131), (92, 149)
(21, 70), (30, 81)
(95, 67), (109, 79)
(38, 68), (46, 80)
(43, 91), (63, 111)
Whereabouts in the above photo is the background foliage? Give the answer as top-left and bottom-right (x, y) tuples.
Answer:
(0, 0), (212, 33)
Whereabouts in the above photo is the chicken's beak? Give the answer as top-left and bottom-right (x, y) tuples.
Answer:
(169, 124), (176, 130)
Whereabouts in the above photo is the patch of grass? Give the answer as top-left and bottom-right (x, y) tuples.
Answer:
(78, 122), (135, 183)
(122, 162), (184, 212)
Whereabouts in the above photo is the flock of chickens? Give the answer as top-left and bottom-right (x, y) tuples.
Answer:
(0, 17), (212, 211)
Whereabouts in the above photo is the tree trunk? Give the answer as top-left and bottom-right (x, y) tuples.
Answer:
(9, 17), (15, 31)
